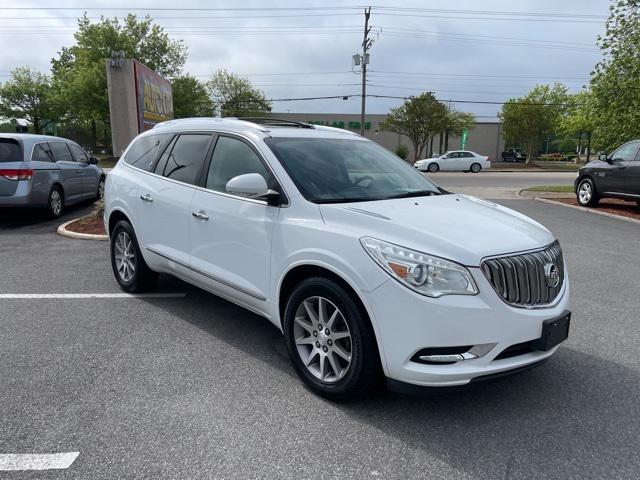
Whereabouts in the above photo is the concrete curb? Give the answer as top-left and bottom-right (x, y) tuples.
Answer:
(57, 218), (108, 241)
(518, 188), (573, 199)
(535, 197), (640, 225)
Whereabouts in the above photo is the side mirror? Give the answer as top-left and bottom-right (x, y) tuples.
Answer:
(89, 156), (99, 165)
(225, 173), (281, 204)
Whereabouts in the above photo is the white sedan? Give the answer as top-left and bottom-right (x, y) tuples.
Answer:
(414, 150), (491, 173)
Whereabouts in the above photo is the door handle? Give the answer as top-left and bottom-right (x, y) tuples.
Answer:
(192, 210), (209, 221)
(140, 194), (153, 203)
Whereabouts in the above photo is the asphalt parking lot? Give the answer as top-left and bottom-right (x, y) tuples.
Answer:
(1, 198), (639, 479)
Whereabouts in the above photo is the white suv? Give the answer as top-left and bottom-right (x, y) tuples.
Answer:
(104, 117), (570, 399)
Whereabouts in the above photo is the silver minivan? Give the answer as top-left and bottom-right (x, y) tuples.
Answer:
(0, 134), (105, 218)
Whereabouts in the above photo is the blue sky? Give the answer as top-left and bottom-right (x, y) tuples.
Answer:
(0, 0), (609, 119)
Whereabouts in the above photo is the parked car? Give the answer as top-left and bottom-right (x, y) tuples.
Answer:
(414, 150), (490, 173)
(104, 118), (570, 400)
(501, 148), (526, 162)
(575, 139), (640, 207)
(0, 134), (105, 218)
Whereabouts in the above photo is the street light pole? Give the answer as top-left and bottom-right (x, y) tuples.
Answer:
(360, 7), (371, 137)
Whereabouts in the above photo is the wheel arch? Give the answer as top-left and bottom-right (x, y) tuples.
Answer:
(277, 263), (387, 373)
(108, 208), (132, 236)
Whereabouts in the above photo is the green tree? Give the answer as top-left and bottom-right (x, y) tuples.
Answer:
(559, 90), (597, 161)
(589, 0), (640, 150)
(0, 67), (53, 133)
(380, 92), (448, 161)
(499, 83), (569, 163)
(172, 75), (213, 118)
(50, 14), (187, 148)
(206, 70), (271, 117)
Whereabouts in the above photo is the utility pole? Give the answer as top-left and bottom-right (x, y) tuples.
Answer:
(359, 7), (372, 137)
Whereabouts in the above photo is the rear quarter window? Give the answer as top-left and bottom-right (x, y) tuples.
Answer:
(123, 134), (168, 172)
(0, 138), (22, 163)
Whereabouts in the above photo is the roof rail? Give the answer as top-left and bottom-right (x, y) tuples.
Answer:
(234, 117), (315, 129)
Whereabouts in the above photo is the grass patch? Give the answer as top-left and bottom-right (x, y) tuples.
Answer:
(524, 185), (574, 193)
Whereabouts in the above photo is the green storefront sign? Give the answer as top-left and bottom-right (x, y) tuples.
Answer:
(307, 120), (372, 130)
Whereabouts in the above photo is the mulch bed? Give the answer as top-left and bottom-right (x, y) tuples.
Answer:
(65, 214), (106, 235)
(553, 198), (640, 221)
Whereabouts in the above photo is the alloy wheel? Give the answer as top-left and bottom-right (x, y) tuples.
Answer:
(578, 181), (592, 204)
(114, 231), (136, 283)
(293, 296), (352, 383)
(50, 190), (62, 216)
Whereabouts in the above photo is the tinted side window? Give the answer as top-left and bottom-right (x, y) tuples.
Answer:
(161, 134), (211, 185)
(611, 141), (639, 162)
(68, 143), (88, 164)
(32, 143), (54, 162)
(206, 136), (271, 193)
(124, 134), (167, 172)
(50, 142), (73, 162)
(154, 136), (177, 176)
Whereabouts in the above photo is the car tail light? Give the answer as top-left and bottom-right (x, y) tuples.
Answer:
(0, 169), (34, 180)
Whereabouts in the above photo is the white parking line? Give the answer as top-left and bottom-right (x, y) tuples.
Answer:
(0, 452), (79, 471)
(0, 293), (186, 299)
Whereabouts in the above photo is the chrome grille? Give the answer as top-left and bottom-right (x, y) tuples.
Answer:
(481, 241), (564, 308)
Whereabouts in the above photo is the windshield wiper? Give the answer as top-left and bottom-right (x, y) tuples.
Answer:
(385, 190), (439, 200)
(315, 197), (382, 204)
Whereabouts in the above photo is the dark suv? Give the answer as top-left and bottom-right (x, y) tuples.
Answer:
(574, 139), (640, 207)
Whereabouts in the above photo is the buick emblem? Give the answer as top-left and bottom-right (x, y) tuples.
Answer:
(544, 263), (560, 288)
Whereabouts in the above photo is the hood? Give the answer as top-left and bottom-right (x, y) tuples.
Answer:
(319, 193), (554, 266)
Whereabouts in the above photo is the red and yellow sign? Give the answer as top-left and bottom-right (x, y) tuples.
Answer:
(134, 61), (173, 131)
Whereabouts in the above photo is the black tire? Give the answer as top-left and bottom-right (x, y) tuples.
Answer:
(576, 177), (599, 207)
(283, 277), (381, 401)
(47, 186), (64, 219)
(110, 220), (157, 292)
(427, 162), (439, 173)
(470, 163), (481, 173)
(96, 176), (105, 200)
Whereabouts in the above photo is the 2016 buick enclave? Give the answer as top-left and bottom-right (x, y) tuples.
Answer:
(104, 117), (570, 399)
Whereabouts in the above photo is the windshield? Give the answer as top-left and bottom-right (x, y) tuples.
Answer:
(265, 137), (441, 203)
(0, 139), (22, 163)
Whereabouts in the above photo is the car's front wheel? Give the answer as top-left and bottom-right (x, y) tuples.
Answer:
(427, 162), (439, 173)
(96, 176), (105, 200)
(577, 178), (599, 207)
(283, 277), (380, 400)
(110, 220), (157, 292)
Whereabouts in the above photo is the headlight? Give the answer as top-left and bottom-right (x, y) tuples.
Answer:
(360, 237), (478, 297)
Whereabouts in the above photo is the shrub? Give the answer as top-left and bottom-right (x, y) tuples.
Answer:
(395, 144), (409, 160)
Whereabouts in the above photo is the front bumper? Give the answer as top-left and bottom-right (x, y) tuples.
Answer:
(364, 267), (570, 387)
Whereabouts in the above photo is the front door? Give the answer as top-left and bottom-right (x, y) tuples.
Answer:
(67, 142), (98, 196)
(439, 152), (459, 171)
(190, 134), (280, 312)
(600, 141), (640, 194)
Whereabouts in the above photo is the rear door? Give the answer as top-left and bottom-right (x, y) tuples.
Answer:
(135, 132), (212, 269)
(460, 151), (475, 170)
(0, 138), (24, 198)
(50, 141), (84, 202)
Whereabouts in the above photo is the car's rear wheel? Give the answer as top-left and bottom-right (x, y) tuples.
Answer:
(47, 186), (64, 219)
(427, 162), (439, 173)
(470, 163), (481, 173)
(577, 178), (599, 207)
(283, 277), (380, 401)
(110, 220), (157, 292)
